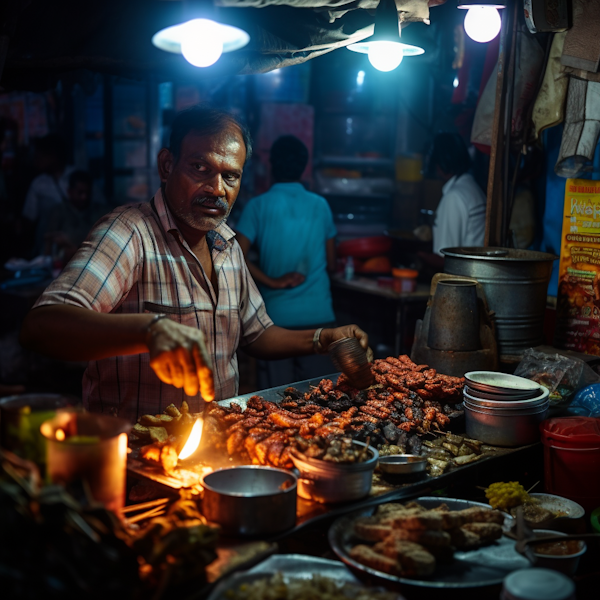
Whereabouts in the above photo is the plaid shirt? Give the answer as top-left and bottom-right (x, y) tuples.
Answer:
(34, 189), (273, 423)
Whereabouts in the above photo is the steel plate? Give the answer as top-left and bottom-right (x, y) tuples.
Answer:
(206, 554), (404, 600)
(328, 496), (529, 589)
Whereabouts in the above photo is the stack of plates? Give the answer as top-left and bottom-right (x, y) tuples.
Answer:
(463, 371), (550, 446)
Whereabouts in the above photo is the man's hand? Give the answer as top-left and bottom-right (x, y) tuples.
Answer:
(269, 272), (306, 289)
(147, 318), (215, 400)
(319, 324), (370, 356)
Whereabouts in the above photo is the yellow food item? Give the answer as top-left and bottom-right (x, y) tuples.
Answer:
(485, 481), (530, 510)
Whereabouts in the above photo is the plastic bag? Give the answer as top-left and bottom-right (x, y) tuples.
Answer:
(514, 349), (584, 405)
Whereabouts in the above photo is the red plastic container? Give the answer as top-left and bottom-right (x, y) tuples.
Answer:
(540, 417), (600, 511)
(337, 236), (392, 259)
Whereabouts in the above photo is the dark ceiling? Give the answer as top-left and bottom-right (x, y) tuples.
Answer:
(1, 0), (446, 90)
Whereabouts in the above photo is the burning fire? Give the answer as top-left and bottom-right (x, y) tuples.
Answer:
(178, 418), (203, 460)
(55, 428), (66, 441)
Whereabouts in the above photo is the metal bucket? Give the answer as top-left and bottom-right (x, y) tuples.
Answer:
(442, 247), (557, 357)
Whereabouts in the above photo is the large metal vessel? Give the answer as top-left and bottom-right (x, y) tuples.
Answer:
(442, 247), (557, 357)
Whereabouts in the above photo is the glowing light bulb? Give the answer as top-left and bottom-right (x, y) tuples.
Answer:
(464, 6), (502, 44)
(367, 41), (404, 72)
(180, 19), (224, 68)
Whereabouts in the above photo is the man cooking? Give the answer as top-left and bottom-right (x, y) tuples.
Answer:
(19, 106), (368, 423)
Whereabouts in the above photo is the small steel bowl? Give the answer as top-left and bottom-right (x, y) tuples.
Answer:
(290, 441), (378, 504)
(377, 454), (427, 475)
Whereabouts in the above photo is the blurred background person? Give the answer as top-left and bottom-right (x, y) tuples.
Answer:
(428, 132), (487, 255)
(43, 170), (106, 265)
(21, 133), (73, 255)
(236, 135), (337, 388)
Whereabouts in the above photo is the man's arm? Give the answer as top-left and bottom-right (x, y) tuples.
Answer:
(237, 233), (304, 289)
(20, 305), (214, 400)
(243, 323), (368, 360)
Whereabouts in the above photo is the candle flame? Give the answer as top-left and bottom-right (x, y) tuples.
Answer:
(178, 419), (203, 460)
(55, 428), (66, 441)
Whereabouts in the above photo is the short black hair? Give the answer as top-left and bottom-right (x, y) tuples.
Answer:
(427, 132), (471, 178)
(168, 105), (252, 163)
(270, 135), (309, 182)
(69, 170), (93, 189)
(35, 133), (68, 166)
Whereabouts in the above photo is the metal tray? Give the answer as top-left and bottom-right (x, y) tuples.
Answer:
(328, 497), (530, 589)
(206, 554), (404, 600)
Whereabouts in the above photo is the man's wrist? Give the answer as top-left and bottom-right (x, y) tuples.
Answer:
(145, 314), (168, 346)
(313, 327), (328, 354)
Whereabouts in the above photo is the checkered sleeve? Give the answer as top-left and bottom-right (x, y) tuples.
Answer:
(34, 207), (143, 314)
(233, 241), (273, 346)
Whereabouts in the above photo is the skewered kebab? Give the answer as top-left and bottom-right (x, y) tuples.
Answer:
(204, 355), (465, 469)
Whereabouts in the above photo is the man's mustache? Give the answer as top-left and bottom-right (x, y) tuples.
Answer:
(193, 197), (229, 212)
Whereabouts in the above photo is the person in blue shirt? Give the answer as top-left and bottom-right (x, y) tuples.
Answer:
(236, 135), (337, 388)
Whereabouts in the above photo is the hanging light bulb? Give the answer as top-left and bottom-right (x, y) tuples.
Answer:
(367, 42), (404, 72)
(152, 1), (250, 68)
(180, 19), (224, 67)
(458, 2), (505, 44)
(347, 0), (424, 73)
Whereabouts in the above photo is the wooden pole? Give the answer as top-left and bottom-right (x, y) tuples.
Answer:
(484, 2), (517, 247)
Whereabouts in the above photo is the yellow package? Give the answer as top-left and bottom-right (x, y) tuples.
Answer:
(555, 179), (600, 355)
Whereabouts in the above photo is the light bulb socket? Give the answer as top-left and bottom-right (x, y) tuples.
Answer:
(457, 1), (505, 8)
(183, 0), (218, 21)
(370, 0), (402, 43)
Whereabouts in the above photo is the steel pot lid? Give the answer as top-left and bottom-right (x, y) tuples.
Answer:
(441, 247), (558, 262)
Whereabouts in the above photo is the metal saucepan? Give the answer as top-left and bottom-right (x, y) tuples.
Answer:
(201, 466), (297, 536)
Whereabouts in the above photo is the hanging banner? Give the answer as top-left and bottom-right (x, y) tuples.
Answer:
(555, 178), (600, 355)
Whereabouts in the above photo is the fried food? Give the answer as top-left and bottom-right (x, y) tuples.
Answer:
(382, 509), (444, 531)
(350, 545), (402, 575)
(461, 522), (503, 543)
(354, 517), (394, 542)
(349, 500), (506, 580)
(374, 539), (436, 576)
(457, 507), (505, 525)
(385, 528), (451, 547)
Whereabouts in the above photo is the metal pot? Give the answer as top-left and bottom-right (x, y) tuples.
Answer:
(464, 401), (549, 447)
(428, 279), (481, 351)
(290, 441), (378, 504)
(442, 247), (557, 357)
(201, 466), (297, 536)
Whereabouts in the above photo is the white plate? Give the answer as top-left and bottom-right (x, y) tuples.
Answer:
(529, 493), (585, 520)
(465, 372), (541, 393)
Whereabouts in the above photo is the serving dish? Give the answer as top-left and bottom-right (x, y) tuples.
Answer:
(464, 385), (541, 402)
(464, 387), (549, 409)
(206, 554), (404, 600)
(328, 496), (529, 588)
(377, 454), (427, 475)
(528, 493), (585, 521)
(465, 372), (541, 395)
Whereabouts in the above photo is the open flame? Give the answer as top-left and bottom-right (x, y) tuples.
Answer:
(178, 418), (203, 460)
(55, 428), (66, 441)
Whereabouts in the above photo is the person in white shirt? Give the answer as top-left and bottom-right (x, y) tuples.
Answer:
(429, 133), (487, 255)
